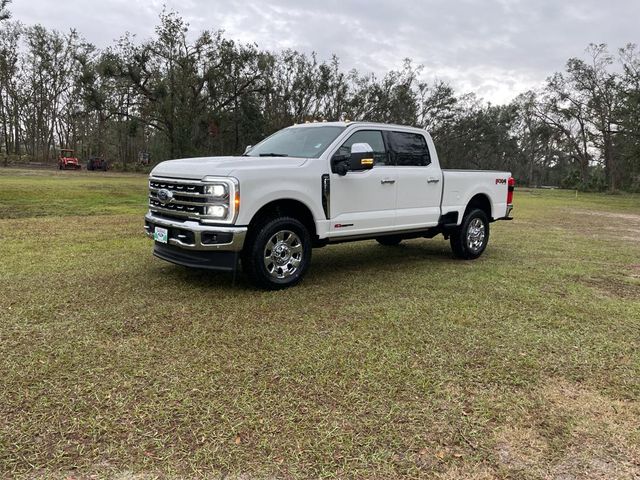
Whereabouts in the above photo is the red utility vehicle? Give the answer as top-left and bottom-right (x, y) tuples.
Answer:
(58, 149), (81, 170)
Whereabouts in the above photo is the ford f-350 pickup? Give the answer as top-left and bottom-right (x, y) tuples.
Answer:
(145, 122), (514, 289)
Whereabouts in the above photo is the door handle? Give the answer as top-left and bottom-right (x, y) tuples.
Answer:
(427, 177), (440, 184)
(380, 179), (396, 185)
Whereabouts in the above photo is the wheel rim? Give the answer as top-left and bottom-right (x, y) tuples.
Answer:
(466, 218), (486, 252)
(263, 230), (303, 280)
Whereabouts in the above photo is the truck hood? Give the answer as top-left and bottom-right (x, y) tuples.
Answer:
(151, 156), (308, 180)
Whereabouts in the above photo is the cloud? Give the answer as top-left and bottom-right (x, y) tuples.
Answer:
(9, 0), (640, 103)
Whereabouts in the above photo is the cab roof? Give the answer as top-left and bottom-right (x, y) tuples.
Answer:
(290, 121), (426, 132)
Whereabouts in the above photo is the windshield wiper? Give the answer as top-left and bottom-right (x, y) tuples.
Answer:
(258, 153), (289, 157)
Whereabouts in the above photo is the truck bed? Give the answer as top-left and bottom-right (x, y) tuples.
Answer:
(441, 169), (511, 222)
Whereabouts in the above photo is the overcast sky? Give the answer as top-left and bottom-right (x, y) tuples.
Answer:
(9, 0), (640, 104)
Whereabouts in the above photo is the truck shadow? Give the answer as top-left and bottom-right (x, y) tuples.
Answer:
(162, 239), (456, 290)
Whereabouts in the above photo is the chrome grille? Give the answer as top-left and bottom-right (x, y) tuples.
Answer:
(148, 175), (239, 224)
(149, 180), (205, 195)
(149, 177), (220, 220)
(149, 198), (205, 215)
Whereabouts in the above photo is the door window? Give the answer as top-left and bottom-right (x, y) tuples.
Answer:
(333, 130), (387, 165)
(385, 131), (431, 166)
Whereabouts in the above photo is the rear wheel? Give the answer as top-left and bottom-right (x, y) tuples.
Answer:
(242, 216), (312, 290)
(376, 235), (402, 246)
(450, 209), (490, 259)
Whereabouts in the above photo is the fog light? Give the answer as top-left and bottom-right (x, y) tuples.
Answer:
(206, 205), (228, 218)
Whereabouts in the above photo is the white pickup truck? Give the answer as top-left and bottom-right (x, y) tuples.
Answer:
(145, 122), (514, 289)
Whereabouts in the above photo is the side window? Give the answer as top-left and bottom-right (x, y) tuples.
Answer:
(385, 131), (431, 167)
(333, 130), (387, 166)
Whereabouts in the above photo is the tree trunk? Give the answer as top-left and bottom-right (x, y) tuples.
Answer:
(13, 103), (20, 155)
(603, 132), (615, 191)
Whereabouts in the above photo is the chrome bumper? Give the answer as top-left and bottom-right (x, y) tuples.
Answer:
(144, 213), (247, 252)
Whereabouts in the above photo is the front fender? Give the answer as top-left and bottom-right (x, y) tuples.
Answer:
(235, 177), (324, 227)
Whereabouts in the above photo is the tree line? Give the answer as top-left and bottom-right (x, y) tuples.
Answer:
(0, 6), (639, 191)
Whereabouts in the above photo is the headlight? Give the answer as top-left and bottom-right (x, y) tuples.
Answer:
(205, 184), (228, 198)
(201, 176), (239, 224)
(206, 205), (228, 218)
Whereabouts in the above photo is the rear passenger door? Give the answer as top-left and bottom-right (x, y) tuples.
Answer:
(386, 130), (443, 229)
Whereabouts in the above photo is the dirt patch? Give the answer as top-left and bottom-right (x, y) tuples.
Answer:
(434, 464), (498, 480)
(495, 426), (548, 473)
(543, 380), (640, 480)
(494, 379), (640, 480)
(550, 454), (637, 480)
(576, 210), (640, 222)
(560, 209), (640, 242)
(579, 275), (640, 299)
(31, 471), (279, 480)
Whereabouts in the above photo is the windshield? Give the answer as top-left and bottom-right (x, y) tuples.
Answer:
(246, 126), (345, 158)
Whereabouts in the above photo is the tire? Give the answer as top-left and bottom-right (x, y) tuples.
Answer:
(450, 208), (490, 260)
(242, 216), (312, 290)
(376, 235), (402, 246)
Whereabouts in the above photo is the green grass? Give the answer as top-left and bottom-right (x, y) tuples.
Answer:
(0, 168), (147, 218)
(1, 168), (639, 479)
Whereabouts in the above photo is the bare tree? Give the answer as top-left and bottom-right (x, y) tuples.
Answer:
(0, 0), (11, 22)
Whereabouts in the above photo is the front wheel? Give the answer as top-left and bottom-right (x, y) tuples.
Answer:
(242, 216), (312, 290)
(450, 209), (490, 260)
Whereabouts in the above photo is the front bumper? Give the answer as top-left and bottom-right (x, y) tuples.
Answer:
(152, 242), (240, 272)
(144, 213), (247, 252)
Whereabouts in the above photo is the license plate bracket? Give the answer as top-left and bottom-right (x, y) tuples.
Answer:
(154, 226), (168, 244)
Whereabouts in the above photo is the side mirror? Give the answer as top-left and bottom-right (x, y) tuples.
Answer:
(333, 143), (375, 176)
(243, 145), (252, 155)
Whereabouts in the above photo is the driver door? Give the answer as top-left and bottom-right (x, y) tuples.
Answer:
(328, 130), (397, 237)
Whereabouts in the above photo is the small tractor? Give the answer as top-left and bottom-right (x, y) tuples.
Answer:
(58, 149), (81, 170)
(86, 155), (109, 171)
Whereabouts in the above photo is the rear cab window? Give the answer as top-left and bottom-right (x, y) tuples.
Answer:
(384, 131), (431, 166)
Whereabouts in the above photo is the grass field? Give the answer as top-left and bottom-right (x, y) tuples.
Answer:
(1, 168), (639, 480)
